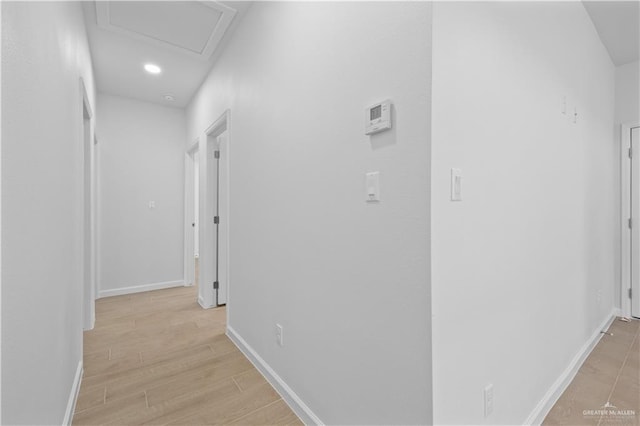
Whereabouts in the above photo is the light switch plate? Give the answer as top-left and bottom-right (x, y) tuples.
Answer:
(276, 324), (283, 347)
(451, 168), (462, 201)
(366, 172), (380, 202)
(484, 384), (494, 417)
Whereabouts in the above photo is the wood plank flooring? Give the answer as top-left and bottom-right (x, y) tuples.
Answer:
(76, 275), (638, 425)
(73, 281), (302, 425)
(544, 317), (640, 426)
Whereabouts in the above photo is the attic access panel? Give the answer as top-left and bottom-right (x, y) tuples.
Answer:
(96, 1), (237, 60)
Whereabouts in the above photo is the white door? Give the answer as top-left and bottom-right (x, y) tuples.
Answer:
(630, 127), (640, 318)
(214, 133), (228, 305)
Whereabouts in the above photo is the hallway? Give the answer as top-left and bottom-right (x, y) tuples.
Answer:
(73, 285), (301, 425)
(2, 1), (639, 424)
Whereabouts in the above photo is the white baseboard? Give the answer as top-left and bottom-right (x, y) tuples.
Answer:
(524, 309), (618, 425)
(98, 280), (183, 298)
(198, 295), (213, 309)
(227, 325), (323, 426)
(84, 314), (95, 332)
(62, 360), (83, 426)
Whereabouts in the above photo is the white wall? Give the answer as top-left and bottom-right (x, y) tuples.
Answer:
(98, 93), (186, 296)
(187, 2), (432, 424)
(1, 2), (96, 423)
(431, 2), (616, 424)
(615, 61), (639, 127)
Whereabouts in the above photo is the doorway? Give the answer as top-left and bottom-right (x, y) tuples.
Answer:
(192, 110), (229, 309)
(81, 79), (96, 330)
(194, 150), (200, 289)
(184, 145), (199, 288)
(629, 125), (640, 318)
(184, 111), (230, 309)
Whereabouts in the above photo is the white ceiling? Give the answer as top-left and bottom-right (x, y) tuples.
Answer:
(82, 1), (251, 108)
(85, 1), (637, 109)
(583, 0), (640, 66)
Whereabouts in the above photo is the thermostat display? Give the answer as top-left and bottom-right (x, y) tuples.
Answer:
(370, 105), (382, 120)
(365, 100), (391, 135)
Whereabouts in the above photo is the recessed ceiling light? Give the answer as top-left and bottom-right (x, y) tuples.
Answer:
(163, 94), (175, 102)
(144, 63), (162, 74)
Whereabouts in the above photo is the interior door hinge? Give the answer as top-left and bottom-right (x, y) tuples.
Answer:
(630, 288), (633, 299)
(214, 150), (220, 159)
(213, 281), (219, 290)
(629, 218), (633, 229)
(214, 216), (219, 224)
(629, 147), (633, 159)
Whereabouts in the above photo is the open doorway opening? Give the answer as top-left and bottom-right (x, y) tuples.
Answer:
(188, 110), (229, 309)
(81, 79), (96, 330)
(184, 145), (199, 289)
(194, 151), (200, 266)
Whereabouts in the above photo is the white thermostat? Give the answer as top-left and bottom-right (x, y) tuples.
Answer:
(365, 100), (392, 135)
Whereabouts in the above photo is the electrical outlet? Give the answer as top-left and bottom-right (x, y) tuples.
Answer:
(484, 384), (494, 418)
(276, 324), (283, 347)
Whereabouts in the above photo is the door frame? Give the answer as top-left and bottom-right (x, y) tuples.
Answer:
(197, 109), (231, 310)
(621, 121), (640, 318)
(183, 141), (199, 288)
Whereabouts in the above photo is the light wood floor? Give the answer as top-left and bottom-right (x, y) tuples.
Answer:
(544, 317), (640, 425)
(73, 281), (302, 425)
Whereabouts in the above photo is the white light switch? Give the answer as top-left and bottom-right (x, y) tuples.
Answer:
(149, 201), (156, 209)
(451, 169), (462, 201)
(366, 172), (380, 202)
